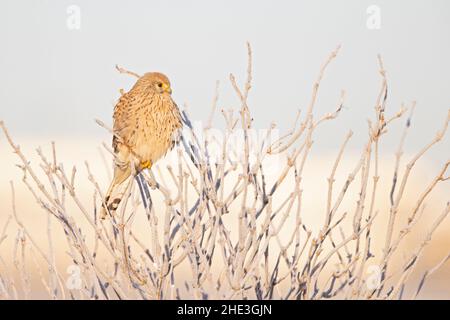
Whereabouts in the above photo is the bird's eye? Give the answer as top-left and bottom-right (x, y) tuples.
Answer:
(157, 83), (163, 88)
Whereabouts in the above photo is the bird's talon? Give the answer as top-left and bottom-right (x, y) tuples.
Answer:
(140, 160), (152, 169)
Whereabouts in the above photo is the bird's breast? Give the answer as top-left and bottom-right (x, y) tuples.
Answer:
(133, 95), (181, 163)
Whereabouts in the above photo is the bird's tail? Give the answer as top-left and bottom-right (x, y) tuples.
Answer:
(100, 166), (130, 219)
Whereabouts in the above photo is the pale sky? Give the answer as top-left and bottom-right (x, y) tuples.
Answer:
(0, 0), (449, 160)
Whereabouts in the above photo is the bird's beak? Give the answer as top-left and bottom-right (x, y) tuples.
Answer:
(162, 83), (172, 94)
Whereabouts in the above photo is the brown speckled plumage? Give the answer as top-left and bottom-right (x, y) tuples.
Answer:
(102, 72), (182, 218)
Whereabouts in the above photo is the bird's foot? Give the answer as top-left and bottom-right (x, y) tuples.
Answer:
(140, 160), (152, 170)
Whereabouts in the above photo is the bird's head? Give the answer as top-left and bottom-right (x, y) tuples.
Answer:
(141, 72), (172, 95)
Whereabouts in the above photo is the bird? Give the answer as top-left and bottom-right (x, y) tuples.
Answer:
(101, 72), (183, 219)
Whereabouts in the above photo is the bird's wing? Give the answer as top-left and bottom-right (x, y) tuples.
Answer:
(112, 92), (137, 153)
(170, 100), (183, 148)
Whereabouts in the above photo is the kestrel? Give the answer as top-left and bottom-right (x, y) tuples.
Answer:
(101, 72), (183, 218)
